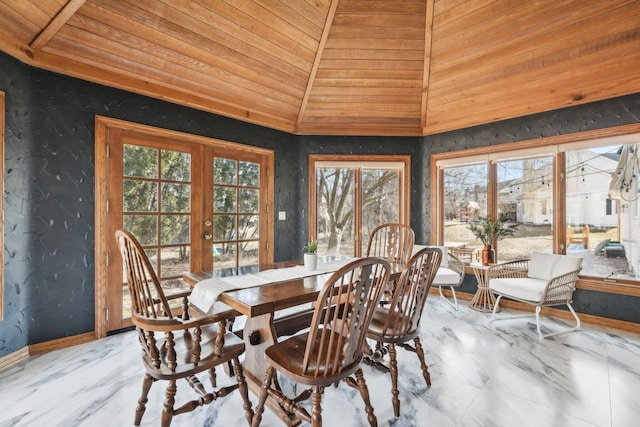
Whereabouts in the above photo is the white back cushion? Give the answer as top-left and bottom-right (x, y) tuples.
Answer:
(412, 244), (448, 268)
(528, 251), (583, 281)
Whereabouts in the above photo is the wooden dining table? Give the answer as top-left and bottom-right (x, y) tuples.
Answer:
(183, 256), (404, 426)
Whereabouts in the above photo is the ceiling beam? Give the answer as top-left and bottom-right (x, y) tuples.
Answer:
(30, 0), (87, 51)
(421, 0), (435, 131)
(296, 0), (341, 129)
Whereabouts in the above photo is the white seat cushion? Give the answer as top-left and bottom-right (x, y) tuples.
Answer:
(433, 267), (461, 285)
(489, 277), (548, 303)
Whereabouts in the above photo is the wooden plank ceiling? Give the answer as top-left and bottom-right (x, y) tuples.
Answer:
(0, 0), (639, 137)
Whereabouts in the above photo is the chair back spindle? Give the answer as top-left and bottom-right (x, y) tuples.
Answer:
(366, 223), (414, 265)
(303, 258), (390, 378)
(381, 247), (441, 339)
(117, 229), (173, 320)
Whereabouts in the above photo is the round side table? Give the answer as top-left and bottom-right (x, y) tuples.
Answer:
(469, 262), (500, 312)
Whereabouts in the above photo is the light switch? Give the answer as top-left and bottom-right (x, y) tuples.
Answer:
(278, 211), (286, 220)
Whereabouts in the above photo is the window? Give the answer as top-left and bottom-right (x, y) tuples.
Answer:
(309, 155), (410, 257)
(442, 163), (487, 255)
(433, 127), (640, 285)
(496, 156), (554, 261)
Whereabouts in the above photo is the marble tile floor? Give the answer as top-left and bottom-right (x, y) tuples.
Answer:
(1, 298), (639, 427)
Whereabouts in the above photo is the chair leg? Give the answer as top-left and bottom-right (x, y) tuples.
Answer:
(492, 295), (502, 318)
(535, 306), (543, 342)
(209, 366), (217, 388)
(233, 357), (254, 425)
(311, 386), (322, 427)
(567, 302), (581, 330)
(252, 366), (275, 427)
(538, 303), (581, 341)
(134, 373), (154, 426)
(161, 379), (177, 427)
(438, 285), (459, 310)
(414, 337), (431, 387)
(388, 344), (400, 417)
(354, 368), (377, 427)
(493, 296), (581, 341)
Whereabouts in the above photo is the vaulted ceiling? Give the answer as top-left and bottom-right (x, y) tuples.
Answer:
(1, 0), (639, 136)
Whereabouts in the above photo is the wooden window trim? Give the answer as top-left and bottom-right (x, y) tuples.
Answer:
(308, 154), (411, 251)
(431, 123), (640, 297)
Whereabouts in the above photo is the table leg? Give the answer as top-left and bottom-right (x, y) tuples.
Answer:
(469, 268), (500, 312)
(243, 314), (301, 427)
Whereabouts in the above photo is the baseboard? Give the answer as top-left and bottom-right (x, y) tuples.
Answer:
(29, 331), (96, 356)
(0, 346), (30, 371)
(430, 287), (640, 335)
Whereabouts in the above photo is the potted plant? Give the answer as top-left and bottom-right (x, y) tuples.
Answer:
(468, 216), (518, 265)
(303, 237), (318, 270)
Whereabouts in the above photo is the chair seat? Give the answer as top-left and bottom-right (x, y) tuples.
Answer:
(367, 307), (417, 341)
(489, 277), (548, 303)
(266, 329), (361, 386)
(144, 325), (245, 380)
(433, 267), (461, 285)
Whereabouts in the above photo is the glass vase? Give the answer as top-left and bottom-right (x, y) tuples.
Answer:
(481, 244), (496, 266)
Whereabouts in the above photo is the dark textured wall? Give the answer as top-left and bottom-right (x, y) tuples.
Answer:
(1, 49), (639, 359)
(422, 93), (640, 323)
(0, 52), (419, 358)
(0, 52), (302, 357)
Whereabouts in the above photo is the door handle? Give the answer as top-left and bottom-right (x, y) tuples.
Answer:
(203, 232), (213, 240)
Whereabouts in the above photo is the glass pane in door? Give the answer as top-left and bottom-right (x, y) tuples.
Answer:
(212, 157), (260, 270)
(360, 169), (400, 254)
(122, 145), (192, 319)
(316, 168), (355, 256)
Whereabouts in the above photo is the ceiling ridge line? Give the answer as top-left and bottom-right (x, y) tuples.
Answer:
(421, 0), (436, 134)
(295, 0), (341, 131)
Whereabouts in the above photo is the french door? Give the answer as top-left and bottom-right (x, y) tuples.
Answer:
(97, 119), (273, 333)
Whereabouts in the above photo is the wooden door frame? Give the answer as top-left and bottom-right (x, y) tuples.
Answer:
(95, 116), (274, 338)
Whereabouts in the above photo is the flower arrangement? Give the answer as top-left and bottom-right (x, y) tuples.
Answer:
(304, 237), (318, 254)
(468, 216), (518, 245)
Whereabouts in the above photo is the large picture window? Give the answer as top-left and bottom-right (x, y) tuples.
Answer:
(309, 155), (410, 257)
(433, 128), (640, 285)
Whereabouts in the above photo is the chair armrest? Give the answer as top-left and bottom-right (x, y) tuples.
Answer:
(445, 253), (465, 286)
(165, 288), (238, 324)
(487, 259), (529, 281)
(541, 268), (581, 305)
(446, 253), (465, 275)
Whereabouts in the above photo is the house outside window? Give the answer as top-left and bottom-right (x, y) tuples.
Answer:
(433, 133), (640, 283)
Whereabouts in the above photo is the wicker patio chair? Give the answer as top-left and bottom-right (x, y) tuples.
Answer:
(488, 251), (583, 341)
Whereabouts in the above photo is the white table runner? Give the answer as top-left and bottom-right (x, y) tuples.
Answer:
(189, 257), (355, 313)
